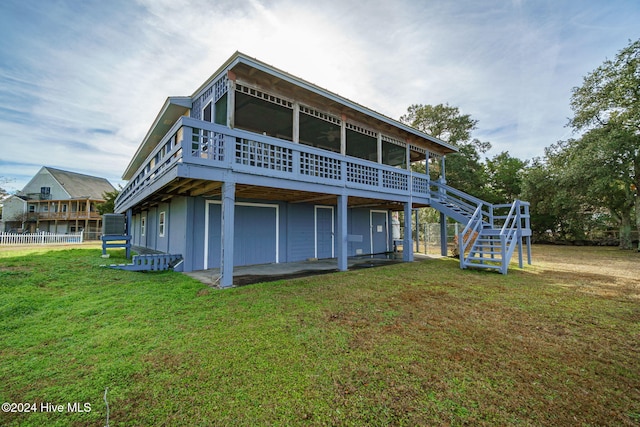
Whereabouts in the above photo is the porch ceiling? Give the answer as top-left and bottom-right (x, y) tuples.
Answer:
(132, 177), (428, 212)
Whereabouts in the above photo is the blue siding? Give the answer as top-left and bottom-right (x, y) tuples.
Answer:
(167, 197), (188, 257)
(147, 207), (157, 250)
(206, 202), (278, 268)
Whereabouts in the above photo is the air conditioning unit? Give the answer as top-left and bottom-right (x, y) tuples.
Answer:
(102, 214), (126, 236)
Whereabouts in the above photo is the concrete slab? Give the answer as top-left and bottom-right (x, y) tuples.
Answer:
(184, 253), (435, 287)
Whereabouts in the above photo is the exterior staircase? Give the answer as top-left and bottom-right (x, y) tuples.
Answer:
(428, 180), (532, 274)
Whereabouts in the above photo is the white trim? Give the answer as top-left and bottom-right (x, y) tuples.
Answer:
(370, 210), (389, 254)
(204, 200), (279, 270)
(158, 211), (166, 237)
(314, 205), (335, 259)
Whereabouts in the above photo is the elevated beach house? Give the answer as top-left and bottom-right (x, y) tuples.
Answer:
(114, 52), (530, 286)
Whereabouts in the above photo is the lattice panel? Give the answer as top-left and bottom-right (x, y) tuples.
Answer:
(412, 175), (430, 194)
(382, 170), (408, 191)
(191, 128), (225, 161)
(300, 152), (341, 180)
(213, 75), (229, 102)
(382, 135), (406, 147)
(346, 162), (378, 187)
(236, 84), (293, 108)
(235, 138), (293, 172)
(191, 97), (202, 120)
(346, 122), (377, 138)
(299, 105), (341, 125)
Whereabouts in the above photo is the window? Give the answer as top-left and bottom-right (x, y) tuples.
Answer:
(234, 90), (293, 141)
(299, 110), (341, 153)
(346, 128), (377, 162)
(382, 140), (407, 168)
(214, 93), (227, 125)
(40, 187), (51, 200)
(141, 217), (146, 237)
(29, 205), (35, 213)
(203, 101), (212, 122)
(158, 211), (165, 237)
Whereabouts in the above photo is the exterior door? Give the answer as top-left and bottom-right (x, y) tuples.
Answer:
(315, 206), (334, 259)
(370, 210), (388, 254)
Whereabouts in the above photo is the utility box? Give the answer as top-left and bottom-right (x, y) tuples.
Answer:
(102, 214), (126, 236)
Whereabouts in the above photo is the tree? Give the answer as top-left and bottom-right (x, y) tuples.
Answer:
(400, 103), (478, 145)
(569, 38), (640, 249)
(562, 126), (638, 248)
(399, 103), (491, 199)
(0, 176), (11, 200)
(485, 151), (529, 202)
(97, 188), (121, 215)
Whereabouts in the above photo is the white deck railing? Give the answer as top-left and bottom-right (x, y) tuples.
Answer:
(0, 231), (84, 245)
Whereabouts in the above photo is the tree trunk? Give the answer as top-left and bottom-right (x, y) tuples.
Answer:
(636, 198), (640, 251)
(619, 211), (633, 249)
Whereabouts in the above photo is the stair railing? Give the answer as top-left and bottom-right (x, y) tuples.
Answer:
(430, 180), (494, 225)
(499, 200), (521, 274)
(458, 204), (484, 269)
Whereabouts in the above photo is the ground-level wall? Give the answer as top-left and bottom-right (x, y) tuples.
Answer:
(130, 196), (393, 272)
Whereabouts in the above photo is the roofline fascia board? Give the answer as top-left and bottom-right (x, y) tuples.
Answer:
(122, 96), (191, 180)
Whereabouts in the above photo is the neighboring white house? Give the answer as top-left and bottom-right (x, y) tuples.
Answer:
(2, 167), (115, 239)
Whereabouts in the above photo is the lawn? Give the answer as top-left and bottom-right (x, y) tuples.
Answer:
(0, 244), (638, 426)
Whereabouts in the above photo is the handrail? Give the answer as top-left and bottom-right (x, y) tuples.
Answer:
(431, 180), (494, 225)
(459, 204), (483, 268)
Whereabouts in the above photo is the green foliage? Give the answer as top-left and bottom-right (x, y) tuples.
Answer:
(399, 103), (478, 145)
(568, 38), (640, 248)
(96, 188), (121, 215)
(485, 151), (528, 202)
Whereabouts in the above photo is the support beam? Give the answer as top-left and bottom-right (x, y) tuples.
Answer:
(336, 194), (348, 271)
(403, 201), (413, 262)
(415, 208), (420, 253)
(440, 212), (448, 256)
(220, 181), (236, 288)
(125, 208), (132, 259)
(293, 102), (300, 143)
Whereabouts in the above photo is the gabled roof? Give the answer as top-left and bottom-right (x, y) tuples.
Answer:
(29, 167), (115, 199)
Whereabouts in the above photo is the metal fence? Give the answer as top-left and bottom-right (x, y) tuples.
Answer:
(0, 231), (84, 245)
(400, 222), (459, 256)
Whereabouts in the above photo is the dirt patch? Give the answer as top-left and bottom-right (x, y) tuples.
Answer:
(532, 245), (640, 300)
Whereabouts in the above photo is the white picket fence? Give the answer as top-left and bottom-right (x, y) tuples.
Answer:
(0, 231), (84, 245)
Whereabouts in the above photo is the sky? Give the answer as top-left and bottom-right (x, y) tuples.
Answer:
(1, 0), (639, 194)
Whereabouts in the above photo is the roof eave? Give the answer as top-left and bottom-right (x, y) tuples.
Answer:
(122, 96), (192, 180)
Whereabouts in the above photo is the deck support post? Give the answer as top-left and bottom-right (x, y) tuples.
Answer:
(440, 212), (448, 256)
(337, 194), (348, 271)
(403, 201), (413, 262)
(220, 181), (236, 288)
(125, 208), (132, 259)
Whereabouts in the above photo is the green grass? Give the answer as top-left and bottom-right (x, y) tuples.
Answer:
(1, 245), (639, 426)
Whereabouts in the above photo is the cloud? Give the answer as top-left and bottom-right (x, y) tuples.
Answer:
(1, 0), (639, 193)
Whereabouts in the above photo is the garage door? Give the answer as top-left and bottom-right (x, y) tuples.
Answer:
(206, 202), (279, 268)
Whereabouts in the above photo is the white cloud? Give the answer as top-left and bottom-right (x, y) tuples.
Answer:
(1, 0), (640, 192)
